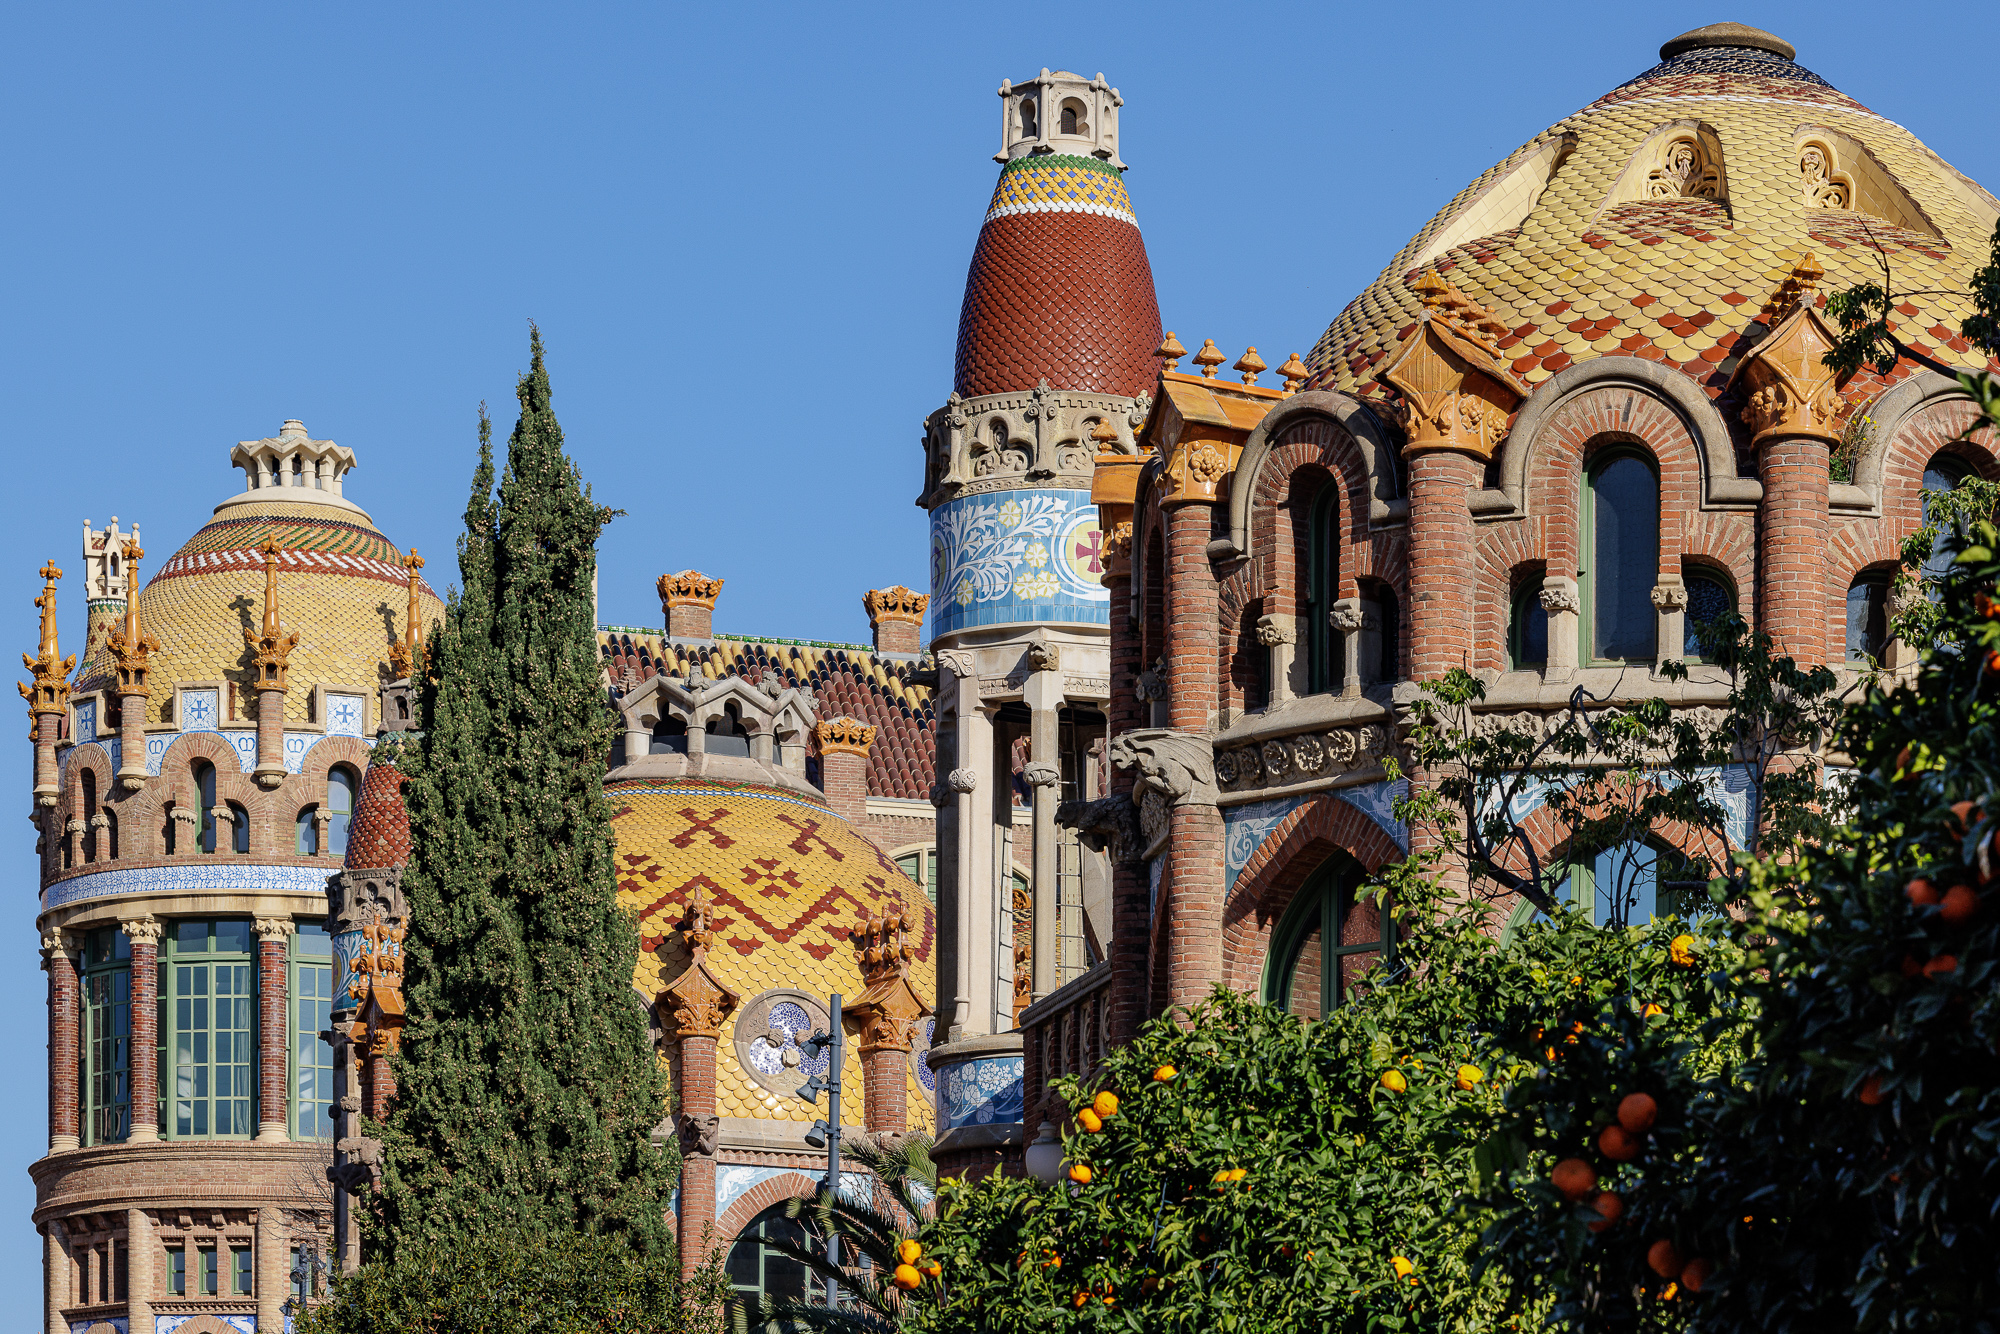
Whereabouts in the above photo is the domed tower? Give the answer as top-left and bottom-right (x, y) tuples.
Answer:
(28, 422), (440, 1330)
(920, 67), (1162, 1170)
(601, 667), (936, 1273)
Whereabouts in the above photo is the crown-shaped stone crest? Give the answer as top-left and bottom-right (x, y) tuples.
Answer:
(863, 585), (929, 627)
(658, 570), (724, 611)
(815, 716), (876, 757)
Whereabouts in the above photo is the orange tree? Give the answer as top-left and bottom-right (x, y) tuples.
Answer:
(896, 832), (1748, 1334)
(1473, 535), (2000, 1332)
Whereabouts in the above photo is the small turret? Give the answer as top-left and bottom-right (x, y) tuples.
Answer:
(995, 69), (1124, 168)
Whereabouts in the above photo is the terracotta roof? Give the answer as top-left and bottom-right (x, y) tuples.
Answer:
(1304, 29), (2000, 422)
(954, 155), (1163, 399)
(598, 630), (937, 801)
(345, 759), (411, 870)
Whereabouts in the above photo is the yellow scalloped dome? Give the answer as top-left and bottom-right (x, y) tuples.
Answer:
(1306, 24), (2000, 412)
(612, 775), (939, 1134)
(74, 426), (442, 726)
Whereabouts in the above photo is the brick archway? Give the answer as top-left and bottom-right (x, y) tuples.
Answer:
(713, 1169), (822, 1252)
(1223, 794), (1403, 994)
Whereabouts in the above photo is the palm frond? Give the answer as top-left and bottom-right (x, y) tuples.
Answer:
(750, 1229), (893, 1317)
(730, 1291), (902, 1334)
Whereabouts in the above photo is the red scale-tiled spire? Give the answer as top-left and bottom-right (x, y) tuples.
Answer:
(345, 760), (412, 870)
(953, 70), (1163, 399)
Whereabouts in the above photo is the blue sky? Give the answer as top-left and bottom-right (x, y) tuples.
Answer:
(3, 0), (1997, 1294)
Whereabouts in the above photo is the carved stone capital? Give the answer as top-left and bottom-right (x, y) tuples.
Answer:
(1329, 604), (1364, 633)
(1022, 761), (1061, 789)
(1726, 258), (1848, 446)
(1379, 269), (1527, 460)
(1538, 584), (1582, 615)
(254, 916), (297, 944)
(119, 915), (163, 945)
(936, 649), (977, 679)
(1650, 583), (1689, 611)
(1109, 729), (1219, 809)
(1254, 615), (1295, 647)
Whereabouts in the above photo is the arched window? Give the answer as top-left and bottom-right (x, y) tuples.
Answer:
(706, 704), (752, 758)
(104, 809), (118, 861)
(1922, 453), (1970, 583)
(226, 801), (250, 854)
(726, 1201), (815, 1312)
(1684, 570), (1735, 659)
(1510, 578), (1547, 669)
(650, 717), (689, 754)
(1060, 100), (1085, 136)
(894, 846), (939, 902)
(1264, 854), (1392, 1020)
(328, 767), (357, 860)
(1019, 97), (1037, 137)
(1376, 586), (1400, 683)
(1846, 573), (1891, 664)
(1305, 484), (1342, 694)
(296, 805), (320, 856)
(194, 761), (218, 854)
(82, 769), (99, 863)
(1583, 451), (1659, 662)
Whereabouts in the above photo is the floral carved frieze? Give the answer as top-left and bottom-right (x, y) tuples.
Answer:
(922, 384), (1150, 503)
(1214, 723), (1392, 792)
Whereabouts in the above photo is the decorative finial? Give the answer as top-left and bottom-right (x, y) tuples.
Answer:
(244, 535), (300, 692)
(1234, 347), (1267, 386)
(1155, 331), (1187, 372)
(1413, 268), (1450, 311)
(1278, 353), (1310, 395)
(387, 548), (426, 680)
(1192, 340), (1227, 379)
(105, 541), (158, 700)
(1090, 417), (1120, 447)
(18, 560), (74, 716)
(1762, 253), (1827, 325)
(850, 907), (915, 985)
(681, 883), (716, 962)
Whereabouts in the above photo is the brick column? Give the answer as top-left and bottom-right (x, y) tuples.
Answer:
(814, 719), (875, 825)
(1757, 431), (1831, 665)
(43, 1222), (71, 1334)
(1404, 448), (1483, 680)
(255, 919), (294, 1141)
(122, 917), (162, 1141)
(1101, 536), (1152, 1042)
(253, 684), (287, 790)
(45, 929), (80, 1154)
(660, 570), (723, 640)
(255, 1207), (285, 1333)
(676, 1031), (718, 1276)
(1162, 501), (1226, 1010)
(864, 585), (928, 655)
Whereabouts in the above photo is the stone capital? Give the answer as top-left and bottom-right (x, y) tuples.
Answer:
(254, 916), (298, 944)
(1379, 270), (1527, 460)
(1726, 257), (1849, 447)
(119, 915), (164, 945)
(1255, 614), (1295, 647)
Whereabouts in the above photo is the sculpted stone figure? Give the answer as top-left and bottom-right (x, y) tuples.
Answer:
(1109, 729), (1219, 808)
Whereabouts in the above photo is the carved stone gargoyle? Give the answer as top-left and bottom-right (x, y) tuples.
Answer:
(328, 1136), (386, 1192)
(1056, 793), (1144, 865)
(1109, 729), (1219, 809)
(676, 1111), (721, 1158)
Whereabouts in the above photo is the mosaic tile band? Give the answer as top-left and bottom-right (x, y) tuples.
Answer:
(984, 154), (1135, 226)
(44, 862), (338, 910)
(930, 487), (1109, 635)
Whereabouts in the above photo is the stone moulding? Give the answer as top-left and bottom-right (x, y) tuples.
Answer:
(1215, 390), (1406, 561)
(1214, 723), (1394, 798)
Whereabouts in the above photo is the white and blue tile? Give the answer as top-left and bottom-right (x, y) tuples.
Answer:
(179, 689), (220, 732)
(937, 1055), (1024, 1130)
(45, 862), (338, 910)
(930, 488), (1109, 637)
(326, 694), (366, 738)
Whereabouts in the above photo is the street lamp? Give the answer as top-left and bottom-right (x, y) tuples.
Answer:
(1025, 1121), (1065, 1184)
(794, 993), (845, 1311)
(281, 1240), (329, 1319)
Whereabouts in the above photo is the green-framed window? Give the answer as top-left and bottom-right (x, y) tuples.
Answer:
(1510, 577), (1548, 669)
(293, 922), (336, 1140)
(726, 1202), (815, 1311)
(81, 927), (131, 1146)
(232, 1245), (253, 1295)
(1263, 854), (1393, 1019)
(328, 767), (358, 859)
(1547, 840), (1702, 929)
(167, 1246), (186, 1295)
(1684, 571), (1735, 660)
(1305, 483), (1343, 695)
(1580, 449), (1659, 664)
(160, 919), (256, 1138)
(893, 848), (939, 903)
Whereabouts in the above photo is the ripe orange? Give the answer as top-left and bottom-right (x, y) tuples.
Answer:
(1940, 884), (1979, 924)
(1647, 1239), (1684, 1279)
(1951, 800), (1983, 833)
(896, 1239), (923, 1265)
(1153, 1065), (1177, 1082)
(1073, 1291), (1089, 1308)
(1680, 1258), (1714, 1293)
(1587, 1191), (1624, 1234)
(1380, 1070), (1408, 1093)
(1042, 1252), (1061, 1270)
(1093, 1091), (1120, 1118)
(1078, 1108), (1104, 1134)
(1068, 1163), (1092, 1184)
(920, 1261), (942, 1279)
(1924, 953), (1959, 979)
(1391, 1255), (1416, 1284)
(1617, 1092), (1659, 1134)
(1858, 1074), (1885, 1105)
(1905, 877), (1940, 907)
(893, 1264), (922, 1291)
(1669, 934), (1697, 967)
(1599, 1124), (1641, 1162)
(1551, 1158), (1597, 1202)
(1456, 1064), (1484, 1090)
(1641, 1003), (1665, 1021)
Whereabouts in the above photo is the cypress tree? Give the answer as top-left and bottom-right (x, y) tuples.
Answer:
(374, 327), (674, 1256)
